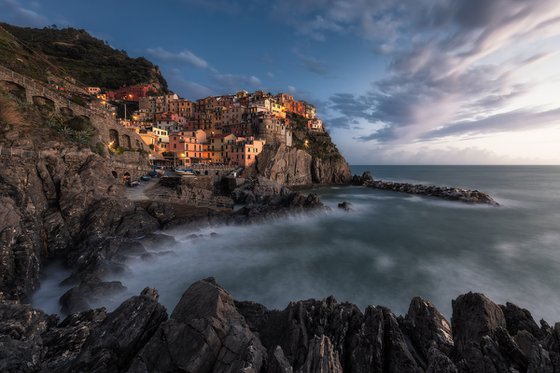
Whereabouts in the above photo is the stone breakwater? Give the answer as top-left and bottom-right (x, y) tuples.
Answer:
(366, 180), (500, 205)
(351, 172), (499, 206)
(1, 278), (558, 372)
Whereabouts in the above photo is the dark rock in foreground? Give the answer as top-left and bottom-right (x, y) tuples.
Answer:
(1, 279), (559, 372)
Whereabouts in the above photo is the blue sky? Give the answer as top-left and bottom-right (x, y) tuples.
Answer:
(2, 0), (560, 164)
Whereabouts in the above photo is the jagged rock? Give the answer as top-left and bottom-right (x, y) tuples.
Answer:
(2, 277), (560, 373)
(528, 344), (553, 373)
(382, 308), (423, 372)
(451, 292), (506, 353)
(69, 288), (168, 372)
(402, 297), (454, 360)
(298, 335), (343, 373)
(501, 302), (544, 339)
(41, 308), (107, 371)
(128, 278), (266, 372)
(351, 171), (374, 186)
(0, 302), (56, 373)
(269, 346), (294, 373)
(426, 347), (457, 373)
(347, 305), (385, 372)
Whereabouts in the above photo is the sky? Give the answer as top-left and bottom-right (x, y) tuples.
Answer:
(2, 0), (560, 165)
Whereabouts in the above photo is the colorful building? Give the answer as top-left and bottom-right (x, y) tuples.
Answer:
(107, 84), (158, 102)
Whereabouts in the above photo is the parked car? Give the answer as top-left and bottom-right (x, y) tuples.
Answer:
(140, 175), (151, 181)
(148, 171), (158, 178)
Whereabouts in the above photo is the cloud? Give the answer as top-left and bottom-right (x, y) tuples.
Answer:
(212, 73), (262, 91)
(294, 14), (344, 41)
(321, 0), (560, 143)
(272, 0), (398, 43)
(146, 47), (208, 69)
(423, 107), (560, 139)
(293, 50), (329, 75)
(164, 69), (214, 99)
(1, 0), (48, 26)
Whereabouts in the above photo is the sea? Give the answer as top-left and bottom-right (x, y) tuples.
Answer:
(33, 165), (560, 323)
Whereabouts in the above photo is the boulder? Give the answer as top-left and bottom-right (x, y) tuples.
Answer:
(401, 297), (454, 359)
(69, 287), (168, 372)
(128, 278), (266, 372)
(452, 292), (506, 352)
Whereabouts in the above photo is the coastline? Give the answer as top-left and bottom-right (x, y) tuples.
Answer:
(5, 166), (557, 372)
(6, 277), (558, 372)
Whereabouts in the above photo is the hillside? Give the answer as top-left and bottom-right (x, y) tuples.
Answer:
(0, 23), (168, 92)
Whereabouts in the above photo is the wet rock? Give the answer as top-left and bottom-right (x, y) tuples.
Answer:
(337, 201), (352, 211)
(139, 233), (177, 247)
(351, 171), (374, 186)
(367, 180), (499, 205)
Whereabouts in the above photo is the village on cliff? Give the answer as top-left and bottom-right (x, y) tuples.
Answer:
(88, 84), (324, 169)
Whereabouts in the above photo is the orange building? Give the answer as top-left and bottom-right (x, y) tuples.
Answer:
(226, 138), (265, 167)
(107, 84), (158, 101)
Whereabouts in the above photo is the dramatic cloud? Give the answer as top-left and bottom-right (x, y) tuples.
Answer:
(146, 47), (208, 69)
(313, 0), (560, 143)
(423, 107), (560, 140)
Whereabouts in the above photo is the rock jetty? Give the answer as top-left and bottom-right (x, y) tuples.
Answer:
(353, 171), (499, 206)
(1, 278), (558, 372)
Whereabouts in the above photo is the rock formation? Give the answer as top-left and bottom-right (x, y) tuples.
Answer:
(252, 128), (352, 186)
(359, 179), (499, 206)
(1, 279), (559, 372)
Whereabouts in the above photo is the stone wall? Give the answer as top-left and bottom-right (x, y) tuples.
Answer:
(0, 64), (146, 154)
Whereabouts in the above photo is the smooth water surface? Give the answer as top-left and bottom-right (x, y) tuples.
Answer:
(34, 166), (560, 322)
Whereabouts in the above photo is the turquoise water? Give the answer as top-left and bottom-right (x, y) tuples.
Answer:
(34, 166), (560, 322)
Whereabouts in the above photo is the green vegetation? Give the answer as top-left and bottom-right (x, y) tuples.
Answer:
(45, 114), (95, 147)
(92, 141), (106, 157)
(284, 113), (342, 160)
(0, 23), (168, 92)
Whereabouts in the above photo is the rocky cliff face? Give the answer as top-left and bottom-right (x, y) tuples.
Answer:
(253, 139), (352, 186)
(1, 278), (558, 373)
(0, 94), (151, 302)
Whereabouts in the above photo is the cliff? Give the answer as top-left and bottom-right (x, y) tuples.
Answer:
(0, 23), (168, 92)
(253, 129), (352, 186)
(0, 89), (154, 300)
(1, 278), (556, 372)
